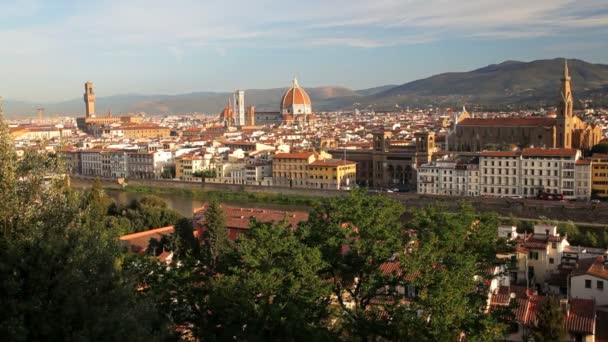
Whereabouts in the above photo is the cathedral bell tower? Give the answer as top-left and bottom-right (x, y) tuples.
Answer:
(557, 61), (573, 148)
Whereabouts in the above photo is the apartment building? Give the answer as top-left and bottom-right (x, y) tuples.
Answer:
(175, 153), (213, 179)
(575, 159), (592, 199)
(417, 159), (480, 196)
(307, 159), (357, 190)
(272, 152), (319, 187)
(76, 148), (172, 179)
(519, 148), (580, 198)
(591, 153), (608, 198)
(478, 148), (585, 200)
(479, 151), (521, 197)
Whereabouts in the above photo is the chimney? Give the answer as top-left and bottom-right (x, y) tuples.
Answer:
(559, 299), (570, 317)
(545, 228), (550, 241)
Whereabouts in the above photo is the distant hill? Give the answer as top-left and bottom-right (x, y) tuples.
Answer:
(4, 58), (608, 117)
(362, 58), (608, 109)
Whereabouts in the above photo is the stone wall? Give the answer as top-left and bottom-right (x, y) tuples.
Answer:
(69, 176), (608, 225)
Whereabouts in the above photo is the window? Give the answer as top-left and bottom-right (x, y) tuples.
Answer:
(585, 279), (592, 288)
(552, 242), (557, 249)
(529, 251), (539, 260)
(549, 258), (554, 264)
(598, 281), (604, 290)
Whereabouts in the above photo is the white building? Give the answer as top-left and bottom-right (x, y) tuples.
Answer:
(480, 151), (521, 197)
(417, 159), (479, 196)
(571, 255), (608, 306)
(512, 224), (570, 286)
(478, 148), (587, 199)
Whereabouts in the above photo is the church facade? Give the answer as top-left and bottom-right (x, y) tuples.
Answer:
(450, 62), (602, 152)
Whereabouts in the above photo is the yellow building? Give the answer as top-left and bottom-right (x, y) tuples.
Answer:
(272, 151), (356, 189)
(308, 159), (357, 190)
(120, 125), (171, 139)
(591, 153), (608, 198)
(175, 154), (208, 179)
(272, 152), (318, 187)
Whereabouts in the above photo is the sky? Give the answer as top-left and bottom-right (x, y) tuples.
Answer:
(1, 0), (607, 102)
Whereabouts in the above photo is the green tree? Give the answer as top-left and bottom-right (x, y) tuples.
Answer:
(201, 200), (230, 273)
(591, 143), (608, 155)
(0, 117), (168, 340)
(394, 205), (507, 341)
(207, 219), (334, 341)
(299, 189), (407, 339)
(530, 297), (567, 342)
(557, 221), (580, 239)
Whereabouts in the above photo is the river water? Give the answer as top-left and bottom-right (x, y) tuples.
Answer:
(105, 190), (310, 218)
(106, 190), (206, 217)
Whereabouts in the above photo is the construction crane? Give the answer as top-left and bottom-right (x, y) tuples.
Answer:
(37, 107), (45, 122)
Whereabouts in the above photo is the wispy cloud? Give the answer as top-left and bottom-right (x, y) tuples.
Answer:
(0, 0), (607, 100)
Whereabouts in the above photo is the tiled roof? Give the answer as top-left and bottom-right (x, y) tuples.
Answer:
(522, 148), (578, 157)
(119, 226), (175, 253)
(571, 256), (608, 281)
(565, 298), (596, 335)
(194, 205), (308, 231)
(480, 151), (519, 157)
(459, 117), (556, 127)
(310, 159), (356, 167)
(489, 290), (595, 335)
(274, 152), (315, 159)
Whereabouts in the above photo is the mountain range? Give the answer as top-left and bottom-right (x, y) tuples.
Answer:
(4, 58), (608, 118)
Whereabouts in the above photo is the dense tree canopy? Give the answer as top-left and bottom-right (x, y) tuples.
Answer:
(591, 143), (608, 155)
(0, 117), (168, 340)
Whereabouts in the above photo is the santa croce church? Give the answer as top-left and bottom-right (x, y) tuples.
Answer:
(450, 62), (602, 151)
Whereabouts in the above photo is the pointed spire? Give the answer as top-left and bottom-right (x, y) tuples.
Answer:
(562, 59), (571, 81)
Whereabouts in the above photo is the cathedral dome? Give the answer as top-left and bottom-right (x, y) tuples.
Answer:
(281, 78), (312, 115)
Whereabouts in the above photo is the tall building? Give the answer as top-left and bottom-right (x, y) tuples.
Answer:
(234, 90), (245, 126)
(84, 81), (96, 118)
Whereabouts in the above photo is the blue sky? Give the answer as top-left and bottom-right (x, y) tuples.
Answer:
(1, 0), (607, 102)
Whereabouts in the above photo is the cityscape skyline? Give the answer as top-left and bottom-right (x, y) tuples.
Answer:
(1, 0), (608, 101)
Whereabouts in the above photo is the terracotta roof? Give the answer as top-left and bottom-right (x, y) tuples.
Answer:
(480, 151), (519, 157)
(576, 159), (592, 165)
(119, 226), (175, 253)
(310, 159), (356, 167)
(281, 82), (312, 107)
(459, 117), (556, 127)
(379, 261), (419, 281)
(522, 148), (578, 157)
(194, 205), (308, 231)
(274, 152), (315, 159)
(571, 256), (608, 281)
(565, 298), (596, 335)
(490, 291), (595, 334)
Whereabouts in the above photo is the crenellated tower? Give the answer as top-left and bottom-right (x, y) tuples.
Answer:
(83, 81), (96, 118)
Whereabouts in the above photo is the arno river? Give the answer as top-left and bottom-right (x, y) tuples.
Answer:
(105, 189), (309, 218)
